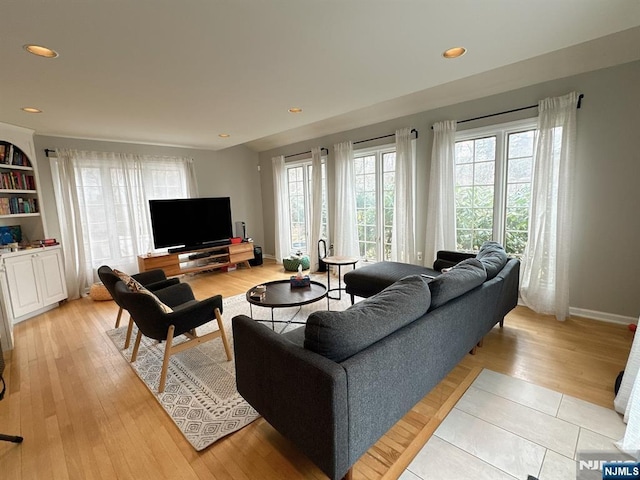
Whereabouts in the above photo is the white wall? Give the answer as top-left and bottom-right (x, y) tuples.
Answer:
(258, 61), (640, 319)
(31, 136), (264, 251)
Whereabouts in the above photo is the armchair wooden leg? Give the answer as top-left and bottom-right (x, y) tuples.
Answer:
(159, 325), (175, 393)
(131, 330), (143, 362)
(124, 317), (134, 349)
(215, 308), (233, 361)
(114, 307), (123, 328)
(477, 338), (484, 348)
(342, 467), (353, 480)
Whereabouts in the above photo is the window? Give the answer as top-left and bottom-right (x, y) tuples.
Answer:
(454, 120), (536, 256)
(285, 160), (327, 254)
(354, 146), (396, 261)
(51, 153), (193, 274)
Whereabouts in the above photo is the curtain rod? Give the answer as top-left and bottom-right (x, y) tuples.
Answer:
(353, 128), (418, 146)
(47, 146), (330, 160)
(432, 94), (584, 129)
(284, 147), (328, 159)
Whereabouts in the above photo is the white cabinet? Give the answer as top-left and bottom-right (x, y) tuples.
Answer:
(1, 245), (67, 321)
(0, 121), (59, 352)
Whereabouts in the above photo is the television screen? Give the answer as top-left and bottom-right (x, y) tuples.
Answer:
(149, 197), (233, 250)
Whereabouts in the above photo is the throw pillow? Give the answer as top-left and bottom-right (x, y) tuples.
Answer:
(113, 269), (173, 314)
(113, 269), (144, 291)
(428, 258), (487, 310)
(304, 275), (431, 362)
(476, 241), (508, 280)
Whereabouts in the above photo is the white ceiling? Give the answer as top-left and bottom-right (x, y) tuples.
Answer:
(2, 1), (640, 152)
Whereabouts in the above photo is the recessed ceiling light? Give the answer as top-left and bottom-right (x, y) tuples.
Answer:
(442, 47), (467, 59)
(218, 133), (230, 138)
(21, 107), (42, 113)
(24, 44), (59, 58)
(288, 107), (303, 114)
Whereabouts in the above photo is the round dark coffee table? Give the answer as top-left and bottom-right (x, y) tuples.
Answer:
(246, 279), (328, 331)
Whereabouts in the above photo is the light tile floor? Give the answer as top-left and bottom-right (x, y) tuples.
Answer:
(400, 370), (629, 480)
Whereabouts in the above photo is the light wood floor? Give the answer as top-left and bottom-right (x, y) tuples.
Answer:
(0, 260), (633, 479)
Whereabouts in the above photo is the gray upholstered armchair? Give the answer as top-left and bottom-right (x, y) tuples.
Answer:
(114, 281), (232, 393)
(97, 265), (179, 348)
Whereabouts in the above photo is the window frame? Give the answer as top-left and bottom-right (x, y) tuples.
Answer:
(284, 156), (328, 255)
(353, 143), (396, 262)
(454, 118), (537, 255)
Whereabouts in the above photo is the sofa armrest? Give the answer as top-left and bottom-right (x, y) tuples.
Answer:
(433, 250), (476, 271)
(232, 315), (350, 480)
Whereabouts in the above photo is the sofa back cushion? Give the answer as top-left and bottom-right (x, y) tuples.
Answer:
(304, 275), (431, 362)
(428, 258), (487, 310)
(476, 241), (508, 280)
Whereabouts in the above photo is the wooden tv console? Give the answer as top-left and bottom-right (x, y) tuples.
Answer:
(137, 242), (254, 277)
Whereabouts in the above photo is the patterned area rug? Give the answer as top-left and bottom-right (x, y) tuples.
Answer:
(107, 290), (352, 450)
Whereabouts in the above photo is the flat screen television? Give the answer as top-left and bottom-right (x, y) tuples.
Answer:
(149, 197), (233, 252)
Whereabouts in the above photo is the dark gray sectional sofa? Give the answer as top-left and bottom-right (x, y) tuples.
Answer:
(232, 243), (519, 480)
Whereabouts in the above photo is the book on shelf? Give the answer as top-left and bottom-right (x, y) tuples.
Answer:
(0, 144), (29, 167)
(1, 197), (39, 215)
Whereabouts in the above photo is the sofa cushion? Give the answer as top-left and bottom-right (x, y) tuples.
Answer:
(304, 275), (431, 362)
(476, 241), (508, 280)
(428, 258), (487, 310)
(344, 261), (439, 299)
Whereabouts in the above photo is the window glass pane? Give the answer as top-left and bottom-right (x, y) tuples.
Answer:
(474, 185), (494, 209)
(506, 207), (529, 231)
(474, 161), (495, 185)
(475, 137), (496, 161)
(457, 229), (473, 251)
(507, 157), (533, 183)
(455, 164), (473, 186)
(508, 130), (534, 158)
(455, 141), (474, 164)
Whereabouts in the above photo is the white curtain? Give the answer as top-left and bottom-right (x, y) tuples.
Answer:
(424, 120), (457, 266)
(391, 128), (417, 264)
(309, 147), (325, 272)
(51, 149), (197, 299)
(333, 141), (359, 257)
(50, 150), (88, 300)
(614, 319), (640, 460)
(520, 92), (579, 321)
(272, 155), (289, 264)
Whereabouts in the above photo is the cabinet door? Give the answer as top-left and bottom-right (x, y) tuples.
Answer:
(36, 250), (68, 304)
(4, 254), (42, 318)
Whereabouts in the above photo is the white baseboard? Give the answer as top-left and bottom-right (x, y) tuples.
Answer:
(569, 307), (637, 325)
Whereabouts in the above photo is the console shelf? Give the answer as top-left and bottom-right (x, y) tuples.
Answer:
(137, 242), (254, 277)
